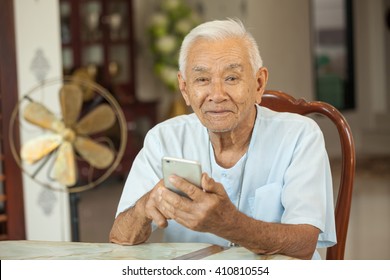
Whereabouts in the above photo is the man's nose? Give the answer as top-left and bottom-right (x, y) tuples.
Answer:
(208, 80), (227, 102)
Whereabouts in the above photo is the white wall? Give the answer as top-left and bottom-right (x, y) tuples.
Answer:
(365, 0), (387, 115)
(13, 0), (71, 241)
(246, 0), (314, 100)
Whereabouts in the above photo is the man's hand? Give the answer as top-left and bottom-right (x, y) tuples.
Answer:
(109, 179), (170, 245)
(157, 173), (238, 234)
(143, 179), (171, 228)
(157, 174), (319, 259)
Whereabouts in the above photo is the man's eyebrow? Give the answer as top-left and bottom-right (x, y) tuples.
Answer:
(191, 64), (243, 72)
(191, 66), (210, 72)
(225, 63), (243, 71)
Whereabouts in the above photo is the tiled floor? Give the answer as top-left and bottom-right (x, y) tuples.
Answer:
(340, 157), (390, 259)
(78, 157), (390, 260)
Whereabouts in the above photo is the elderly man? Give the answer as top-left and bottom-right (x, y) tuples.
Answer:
(109, 19), (336, 260)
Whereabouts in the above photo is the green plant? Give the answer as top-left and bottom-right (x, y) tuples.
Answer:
(148, 0), (200, 92)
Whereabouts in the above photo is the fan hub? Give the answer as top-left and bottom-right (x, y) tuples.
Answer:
(61, 128), (76, 143)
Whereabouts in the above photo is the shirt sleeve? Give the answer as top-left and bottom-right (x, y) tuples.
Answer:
(115, 130), (163, 217)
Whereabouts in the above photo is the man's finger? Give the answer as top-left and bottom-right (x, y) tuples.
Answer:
(201, 173), (227, 196)
(147, 207), (168, 228)
(168, 175), (203, 200)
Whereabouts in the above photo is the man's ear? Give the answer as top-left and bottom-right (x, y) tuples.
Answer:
(178, 72), (191, 106)
(255, 67), (269, 104)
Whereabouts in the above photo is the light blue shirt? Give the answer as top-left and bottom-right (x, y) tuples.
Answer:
(116, 105), (336, 258)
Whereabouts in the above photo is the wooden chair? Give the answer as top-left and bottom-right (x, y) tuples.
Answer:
(260, 90), (356, 260)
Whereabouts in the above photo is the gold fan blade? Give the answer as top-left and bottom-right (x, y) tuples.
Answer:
(21, 134), (62, 164)
(74, 136), (114, 169)
(72, 67), (96, 102)
(60, 84), (83, 127)
(75, 104), (116, 135)
(52, 141), (77, 187)
(23, 101), (65, 132)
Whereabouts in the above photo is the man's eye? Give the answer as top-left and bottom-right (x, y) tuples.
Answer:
(195, 77), (209, 83)
(226, 76), (238, 82)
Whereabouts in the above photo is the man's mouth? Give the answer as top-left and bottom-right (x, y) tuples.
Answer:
(205, 110), (232, 117)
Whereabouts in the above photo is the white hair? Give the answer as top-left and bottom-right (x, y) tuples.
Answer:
(178, 18), (263, 79)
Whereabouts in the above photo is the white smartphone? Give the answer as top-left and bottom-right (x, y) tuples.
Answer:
(162, 156), (202, 197)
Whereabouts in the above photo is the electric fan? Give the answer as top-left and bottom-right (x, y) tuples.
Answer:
(9, 76), (127, 193)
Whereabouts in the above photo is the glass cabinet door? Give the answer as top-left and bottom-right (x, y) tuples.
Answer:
(60, 0), (73, 73)
(107, 1), (129, 41)
(106, 0), (132, 87)
(80, 0), (103, 42)
(59, 0), (134, 100)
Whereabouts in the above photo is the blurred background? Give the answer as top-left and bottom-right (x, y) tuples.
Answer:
(0, 0), (389, 259)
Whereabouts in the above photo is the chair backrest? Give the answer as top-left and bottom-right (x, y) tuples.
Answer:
(260, 90), (356, 260)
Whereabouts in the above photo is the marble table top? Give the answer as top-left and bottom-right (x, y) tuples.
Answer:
(0, 240), (295, 260)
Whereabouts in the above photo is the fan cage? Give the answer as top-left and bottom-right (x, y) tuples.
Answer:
(9, 76), (127, 193)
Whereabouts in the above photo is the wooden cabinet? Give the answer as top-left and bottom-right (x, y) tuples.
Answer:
(59, 0), (156, 180)
(0, 0), (26, 240)
(60, 0), (135, 96)
(112, 102), (157, 179)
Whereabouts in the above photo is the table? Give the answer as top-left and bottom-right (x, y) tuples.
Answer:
(0, 240), (295, 260)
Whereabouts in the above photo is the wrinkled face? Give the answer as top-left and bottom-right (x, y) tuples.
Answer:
(178, 37), (267, 133)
